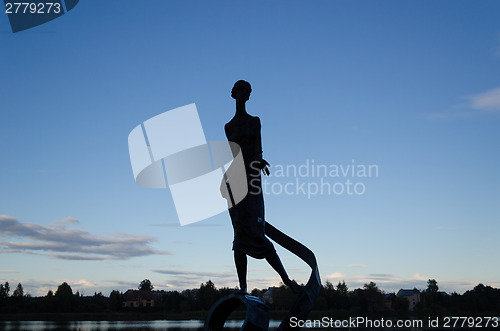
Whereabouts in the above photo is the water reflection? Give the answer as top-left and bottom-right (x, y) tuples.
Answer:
(0, 320), (279, 331)
(1, 320), (193, 331)
(0, 319), (468, 331)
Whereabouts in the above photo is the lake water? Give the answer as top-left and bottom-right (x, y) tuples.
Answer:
(0, 320), (283, 331)
(0, 319), (474, 330)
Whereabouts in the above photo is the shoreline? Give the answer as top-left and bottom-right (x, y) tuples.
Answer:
(0, 310), (397, 322)
(0, 310), (257, 322)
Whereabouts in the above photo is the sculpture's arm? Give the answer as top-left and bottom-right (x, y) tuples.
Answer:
(255, 117), (263, 156)
(254, 117), (270, 176)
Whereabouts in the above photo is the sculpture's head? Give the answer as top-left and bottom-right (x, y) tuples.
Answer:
(231, 80), (252, 102)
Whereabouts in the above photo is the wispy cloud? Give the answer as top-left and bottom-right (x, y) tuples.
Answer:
(51, 217), (79, 227)
(154, 269), (236, 289)
(152, 268), (287, 290)
(0, 215), (170, 260)
(325, 271), (347, 280)
(321, 271), (491, 294)
(324, 272), (428, 291)
(150, 223), (224, 227)
(153, 269), (234, 279)
(6, 278), (140, 297)
(468, 87), (500, 112)
(425, 86), (500, 119)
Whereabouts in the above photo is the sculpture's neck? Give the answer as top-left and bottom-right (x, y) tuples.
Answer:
(235, 100), (248, 118)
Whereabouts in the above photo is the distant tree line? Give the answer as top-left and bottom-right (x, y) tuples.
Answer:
(312, 279), (500, 317)
(0, 279), (499, 317)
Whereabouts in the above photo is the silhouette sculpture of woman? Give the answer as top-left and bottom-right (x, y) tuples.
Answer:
(224, 80), (301, 295)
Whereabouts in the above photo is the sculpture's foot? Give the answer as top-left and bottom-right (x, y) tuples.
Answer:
(288, 280), (304, 295)
(235, 288), (248, 295)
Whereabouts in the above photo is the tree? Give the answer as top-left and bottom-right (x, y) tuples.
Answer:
(363, 282), (385, 312)
(461, 284), (500, 313)
(139, 279), (153, 291)
(55, 282), (73, 298)
(271, 283), (296, 310)
(423, 279), (441, 309)
(0, 282), (10, 298)
(13, 283), (24, 297)
(197, 280), (217, 310)
(336, 281), (350, 310)
(364, 281), (379, 291)
(321, 281), (335, 308)
(109, 290), (123, 311)
(54, 282), (74, 312)
(0, 285), (6, 299)
(47, 290), (54, 297)
(427, 279), (438, 293)
(337, 281), (348, 296)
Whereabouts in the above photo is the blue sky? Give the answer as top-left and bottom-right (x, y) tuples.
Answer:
(1, 1), (499, 297)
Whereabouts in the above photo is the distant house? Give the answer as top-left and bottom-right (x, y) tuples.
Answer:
(397, 289), (421, 311)
(122, 289), (155, 308)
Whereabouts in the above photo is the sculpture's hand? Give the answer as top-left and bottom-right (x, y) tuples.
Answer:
(259, 158), (271, 176)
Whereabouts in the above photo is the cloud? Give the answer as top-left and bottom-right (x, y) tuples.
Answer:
(73, 279), (96, 287)
(162, 276), (279, 291)
(468, 87), (500, 112)
(322, 272), (428, 292)
(368, 273), (395, 280)
(154, 269), (236, 289)
(6, 278), (137, 297)
(152, 269), (234, 279)
(0, 215), (170, 260)
(152, 269), (288, 291)
(425, 86), (500, 119)
(353, 273), (428, 291)
(0, 270), (18, 274)
(52, 217), (80, 227)
(325, 272), (347, 280)
(320, 271), (497, 294)
(50, 254), (111, 261)
(150, 223), (224, 227)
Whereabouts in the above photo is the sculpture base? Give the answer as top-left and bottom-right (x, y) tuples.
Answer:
(204, 294), (269, 331)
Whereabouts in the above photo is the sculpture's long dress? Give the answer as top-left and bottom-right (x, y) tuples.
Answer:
(225, 116), (275, 259)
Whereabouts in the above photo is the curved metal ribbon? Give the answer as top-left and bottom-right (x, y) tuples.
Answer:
(265, 222), (321, 331)
(203, 222), (320, 331)
(204, 294), (269, 331)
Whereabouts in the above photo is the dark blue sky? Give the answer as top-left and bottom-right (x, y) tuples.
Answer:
(1, 1), (499, 296)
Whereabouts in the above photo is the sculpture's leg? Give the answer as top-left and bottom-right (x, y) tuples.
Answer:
(266, 252), (302, 294)
(234, 250), (247, 293)
(265, 222), (321, 331)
